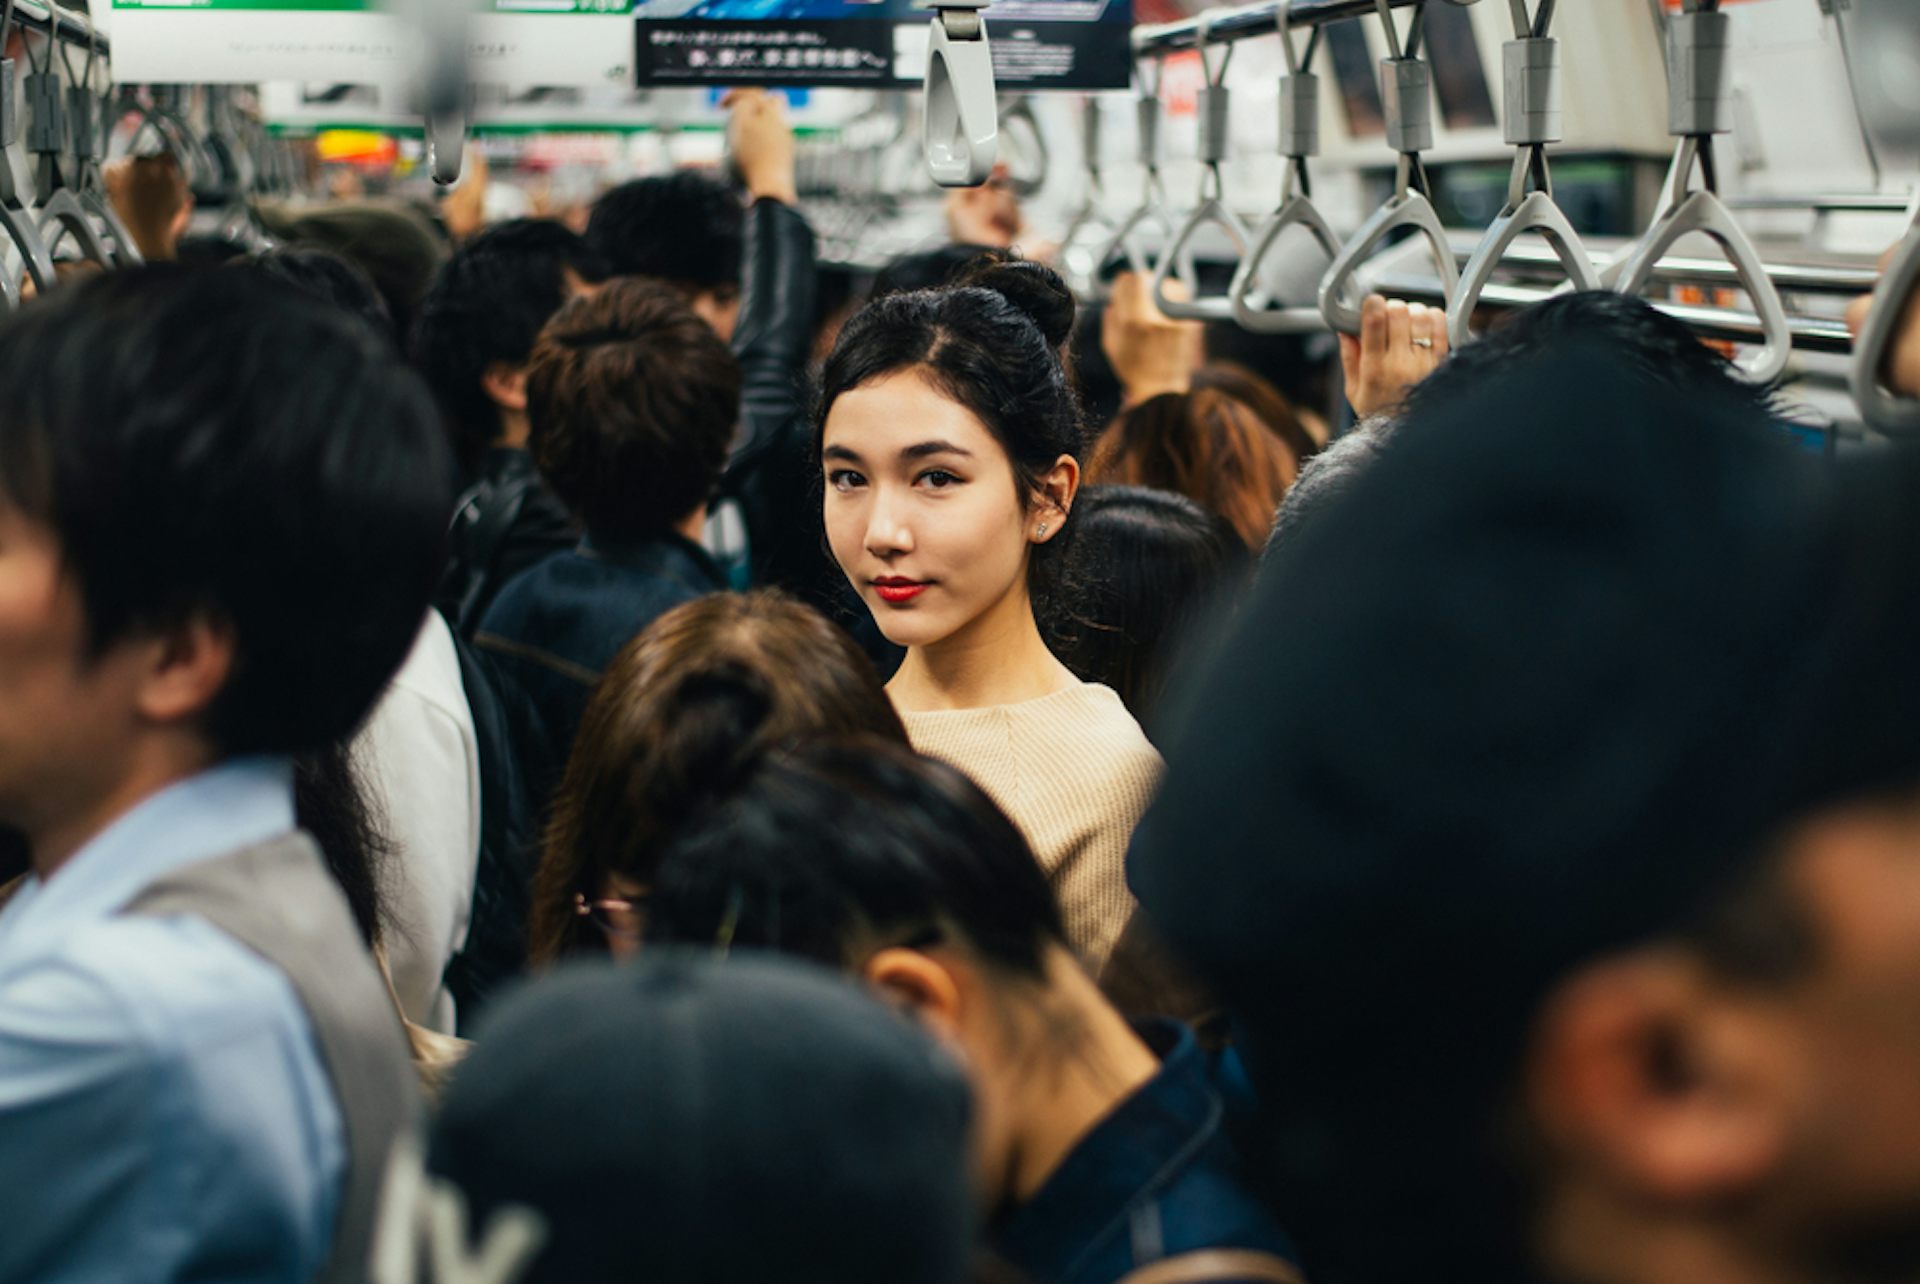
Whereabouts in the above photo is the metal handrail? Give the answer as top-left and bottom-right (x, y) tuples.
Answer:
(1132, 0), (1477, 55)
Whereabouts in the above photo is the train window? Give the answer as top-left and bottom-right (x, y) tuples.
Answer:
(1424, 3), (1496, 131)
(1325, 18), (1384, 140)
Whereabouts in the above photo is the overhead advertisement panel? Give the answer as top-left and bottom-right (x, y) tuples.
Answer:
(108, 0), (635, 87)
(632, 0), (1129, 90)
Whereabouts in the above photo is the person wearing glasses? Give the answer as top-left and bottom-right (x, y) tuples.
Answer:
(527, 589), (907, 964)
(640, 739), (1300, 1284)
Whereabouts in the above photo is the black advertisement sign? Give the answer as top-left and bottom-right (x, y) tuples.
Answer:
(634, 0), (1129, 89)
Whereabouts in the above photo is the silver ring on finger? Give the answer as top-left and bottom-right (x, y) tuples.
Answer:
(1412, 337), (1434, 349)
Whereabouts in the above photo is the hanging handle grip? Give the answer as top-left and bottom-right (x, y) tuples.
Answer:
(1318, 192), (1459, 333)
(1231, 196), (1340, 334)
(924, 5), (998, 188)
(1447, 191), (1599, 345)
(1851, 217), (1920, 436)
(1614, 189), (1792, 384)
(1151, 196), (1250, 322)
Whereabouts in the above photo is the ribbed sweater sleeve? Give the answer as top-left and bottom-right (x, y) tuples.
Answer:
(901, 684), (1162, 970)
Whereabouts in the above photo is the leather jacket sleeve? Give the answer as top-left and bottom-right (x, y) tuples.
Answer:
(728, 197), (818, 474)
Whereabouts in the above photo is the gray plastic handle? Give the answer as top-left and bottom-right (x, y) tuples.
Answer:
(1230, 195), (1340, 334)
(1093, 196), (1188, 302)
(924, 8), (999, 188)
(1447, 189), (1599, 346)
(37, 187), (110, 267)
(0, 197), (55, 308)
(1318, 190), (1460, 333)
(1614, 188), (1791, 384)
(77, 187), (141, 267)
(1850, 216), (1920, 437)
(1151, 197), (1250, 322)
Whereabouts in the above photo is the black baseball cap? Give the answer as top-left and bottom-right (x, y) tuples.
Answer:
(428, 950), (977, 1284)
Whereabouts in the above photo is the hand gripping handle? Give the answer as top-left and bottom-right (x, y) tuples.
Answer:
(37, 188), (111, 267)
(1231, 195), (1340, 334)
(1614, 188), (1791, 384)
(1851, 216), (1920, 437)
(1447, 189), (1600, 346)
(1318, 190), (1459, 333)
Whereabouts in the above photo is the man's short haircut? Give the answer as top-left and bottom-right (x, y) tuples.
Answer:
(413, 218), (609, 473)
(585, 172), (743, 292)
(526, 277), (741, 543)
(1132, 341), (1920, 1284)
(0, 266), (452, 756)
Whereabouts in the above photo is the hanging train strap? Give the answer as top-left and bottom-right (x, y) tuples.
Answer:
(1609, 0), (1790, 383)
(25, 24), (111, 267)
(1317, 0), (1459, 332)
(1152, 10), (1252, 321)
(0, 0), (57, 305)
(1232, 0), (1340, 334)
(1094, 49), (1189, 302)
(1446, 0), (1599, 344)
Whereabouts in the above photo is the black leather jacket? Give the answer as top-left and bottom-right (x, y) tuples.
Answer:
(721, 198), (896, 664)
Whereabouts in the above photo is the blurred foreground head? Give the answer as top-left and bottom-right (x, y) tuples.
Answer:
(1132, 341), (1920, 1284)
(415, 951), (975, 1284)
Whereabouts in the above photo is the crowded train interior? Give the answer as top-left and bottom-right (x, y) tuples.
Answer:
(4, 0), (1920, 1281)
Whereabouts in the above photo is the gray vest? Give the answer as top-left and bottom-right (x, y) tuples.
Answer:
(125, 832), (422, 1284)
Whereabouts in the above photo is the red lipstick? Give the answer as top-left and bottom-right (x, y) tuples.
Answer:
(873, 578), (928, 604)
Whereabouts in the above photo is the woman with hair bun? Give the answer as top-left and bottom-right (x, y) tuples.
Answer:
(815, 260), (1160, 969)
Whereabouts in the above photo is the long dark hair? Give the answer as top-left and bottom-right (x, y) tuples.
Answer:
(293, 741), (392, 946)
(815, 259), (1086, 602)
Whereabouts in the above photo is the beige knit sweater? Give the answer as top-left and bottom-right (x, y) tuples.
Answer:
(900, 683), (1163, 970)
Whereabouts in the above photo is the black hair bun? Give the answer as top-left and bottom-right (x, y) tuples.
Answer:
(955, 253), (1076, 350)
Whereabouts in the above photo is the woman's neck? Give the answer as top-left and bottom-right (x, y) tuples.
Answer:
(1003, 949), (1161, 1206)
(888, 581), (1079, 713)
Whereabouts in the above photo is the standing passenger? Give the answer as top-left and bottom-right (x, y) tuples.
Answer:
(643, 741), (1300, 1284)
(816, 260), (1160, 969)
(0, 267), (448, 1282)
(474, 278), (740, 764)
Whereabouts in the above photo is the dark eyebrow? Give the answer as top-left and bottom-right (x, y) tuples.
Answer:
(822, 445), (863, 463)
(901, 440), (974, 462)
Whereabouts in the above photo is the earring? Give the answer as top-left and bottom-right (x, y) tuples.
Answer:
(1036, 523), (1049, 539)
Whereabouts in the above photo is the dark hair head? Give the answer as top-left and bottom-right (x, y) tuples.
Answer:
(871, 242), (1000, 298)
(531, 590), (907, 963)
(253, 199), (447, 344)
(411, 218), (607, 474)
(429, 951), (976, 1284)
(1090, 388), (1297, 550)
(525, 277), (740, 543)
(816, 261), (1084, 593)
(1133, 340), (1920, 1284)
(647, 739), (1066, 979)
(1403, 289), (1785, 423)
(242, 245), (395, 344)
(586, 171), (743, 291)
(1044, 484), (1250, 732)
(0, 266), (451, 755)
(1263, 422), (1396, 558)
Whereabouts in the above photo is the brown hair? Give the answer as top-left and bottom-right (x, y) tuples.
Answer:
(526, 277), (740, 544)
(1090, 389), (1298, 550)
(528, 590), (909, 963)
(1189, 360), (1320, 466)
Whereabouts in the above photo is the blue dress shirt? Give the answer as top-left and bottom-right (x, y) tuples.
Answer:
(0, 758), (346, 1283)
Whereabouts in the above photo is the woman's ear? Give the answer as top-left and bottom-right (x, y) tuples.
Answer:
(864, 947), (967, 1045)
(1032, 454), (1081, 545)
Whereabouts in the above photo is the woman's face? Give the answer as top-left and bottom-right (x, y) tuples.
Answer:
(822, 368), (1036, 651)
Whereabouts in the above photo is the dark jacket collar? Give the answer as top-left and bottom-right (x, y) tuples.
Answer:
(991, 1021), (1222, 1279)
(579, 529), (726, 594)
